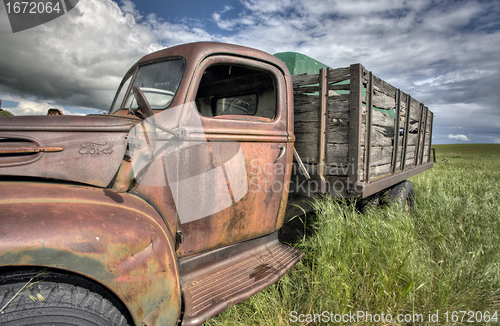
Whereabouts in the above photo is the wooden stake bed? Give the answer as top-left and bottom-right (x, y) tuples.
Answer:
(290, 63), (434, 198)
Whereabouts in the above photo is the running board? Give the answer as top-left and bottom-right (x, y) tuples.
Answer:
(179, 232), (304, 326)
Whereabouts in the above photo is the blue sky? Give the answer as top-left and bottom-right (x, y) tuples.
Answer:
(0, 0), (499, 144)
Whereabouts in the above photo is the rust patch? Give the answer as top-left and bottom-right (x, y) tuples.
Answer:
(69, 241), (101, 253)
(250, 264), (278, 281)
(116, 241), (153, 273)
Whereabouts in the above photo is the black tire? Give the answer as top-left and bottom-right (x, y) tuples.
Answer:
(383, 180), (415, 213)
(0, 269), (132, 326)
(357, 192), (380, 214)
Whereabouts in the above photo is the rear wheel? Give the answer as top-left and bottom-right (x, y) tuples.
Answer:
(382, 180), (415, 213)
(0, 269), (132, 326)
(357, 192), (380, 214)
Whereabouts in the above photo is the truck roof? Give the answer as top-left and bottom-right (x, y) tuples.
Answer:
(135, 42), (291, 77)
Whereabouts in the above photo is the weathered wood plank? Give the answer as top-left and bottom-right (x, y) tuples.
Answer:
(406, 146), (416, 160)
(364, 72), (374, 181)
(370, 154), (414, 179)
(373, 75), (397, 99)
(329, 94), (350, 102)
(409, 97), (421, 120)
(292, 68), (349, 88)
(326, 143), (349, 164)
(295, 142), (350, 165)
(369, 146), (393, 167)
(371, 90), (396, 110)
(295, 121), (350, 143)
(361, 109), (394, 129)
(370, 163), (392, 178)
(360, 125), (393, 147)
(294, 162), (351, 178)
(318, 68), (329, 188)
(329, 84), (350, 91)
(407, 133), (418, 146)
(294, 93), (318, 102)
(423, 145), (430, 162)
(328, 67), (350, 80)
(294, 85), (320, 94)
(293, 142), (318, 164)
(348, 64), (364, 184)
(292, 74), (319, 87)
(295, 101), (350, 122)
(329, 75), (351, 85)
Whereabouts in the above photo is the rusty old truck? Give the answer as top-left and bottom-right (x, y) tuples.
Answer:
(0, 42), (433, 326)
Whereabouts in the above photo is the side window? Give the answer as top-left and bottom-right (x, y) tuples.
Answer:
(195, 64), (276, 120)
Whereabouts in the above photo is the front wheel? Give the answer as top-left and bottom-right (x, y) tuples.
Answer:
(382, 180), (415, 213)
(0, 269), (132, 326)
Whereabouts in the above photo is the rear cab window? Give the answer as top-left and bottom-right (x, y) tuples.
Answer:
(195, 64), (276, 121)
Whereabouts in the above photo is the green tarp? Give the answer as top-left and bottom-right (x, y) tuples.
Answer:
(274, 52), (330, 76)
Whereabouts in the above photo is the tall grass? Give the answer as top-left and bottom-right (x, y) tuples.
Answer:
(208, 144), (500, 325)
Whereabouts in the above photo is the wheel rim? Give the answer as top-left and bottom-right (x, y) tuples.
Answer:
(406, 196), (412, 213)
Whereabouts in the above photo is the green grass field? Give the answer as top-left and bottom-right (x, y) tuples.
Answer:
(208, 144), (500, 325)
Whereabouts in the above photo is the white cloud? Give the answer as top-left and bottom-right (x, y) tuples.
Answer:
(0, 0), (499, 144)
(6, 97), (67, 116)
(119, 0), (142, 18)
(448, 134), (470, 141)
(212, 5), (236, 30)
(0, 0), (215, 113)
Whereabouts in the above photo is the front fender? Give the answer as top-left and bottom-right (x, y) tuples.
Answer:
(0, 182), (181, 326)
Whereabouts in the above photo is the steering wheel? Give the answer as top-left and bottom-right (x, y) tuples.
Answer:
(131, 86), (154, 119)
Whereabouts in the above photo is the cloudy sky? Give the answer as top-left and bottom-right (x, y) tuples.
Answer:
(0, 0), (499, 144)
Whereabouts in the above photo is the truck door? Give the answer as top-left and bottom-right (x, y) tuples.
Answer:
(175, 55), (290, 258)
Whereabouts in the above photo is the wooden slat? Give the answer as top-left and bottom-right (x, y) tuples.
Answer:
(419, 106), (428, 165)
(360, 125), (393, 147)
(373, 75), (397, 99)
(369, 146), (393, 168)
(401, 94), (411, 171)
(295, 121), (349, 144)
(371, 163), (392, 178)
(329, 84), (350, 91)
(371, 89), (396, 110)
(348, 64), (364, 185)
(391, 90), (401, 174)
(365, 71), (374, 182)
(328, 74), (351, 85)
(292, 74), (319, 87)
(318, 68), (329, 191)
(295, 101), (349, 122)
(362, 109), (394, 130)
(328, 67), (350, 79)
(427, 112), (433, 162)
(414, 103), (424, 167)
(409, 97), (421, 120)
(294, 85), (320, 94)
(328, 94), (350, 102)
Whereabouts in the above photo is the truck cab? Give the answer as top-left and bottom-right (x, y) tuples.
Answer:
(0, 42), (303, 326)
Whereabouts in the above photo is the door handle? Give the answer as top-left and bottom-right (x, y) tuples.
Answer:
(274, 146), (286, 163)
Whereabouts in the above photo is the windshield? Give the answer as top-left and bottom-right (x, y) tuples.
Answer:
(109, 59), (185, 114)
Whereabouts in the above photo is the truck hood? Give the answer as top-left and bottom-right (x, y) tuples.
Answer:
(0, 115), (137, 187)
